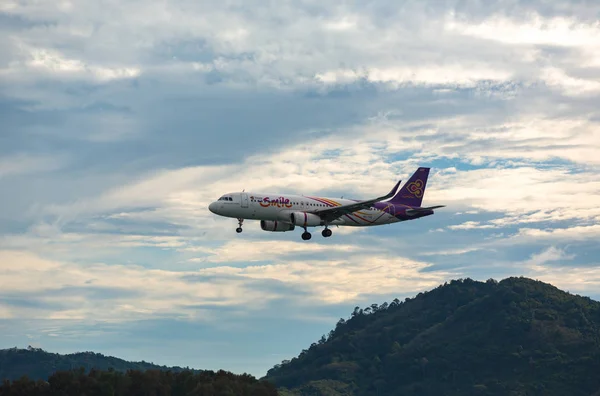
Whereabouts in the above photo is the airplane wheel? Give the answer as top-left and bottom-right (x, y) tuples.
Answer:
(322, 229), (332, 237)
(236, 227), (243, 233)
(301, 232), (311, 240)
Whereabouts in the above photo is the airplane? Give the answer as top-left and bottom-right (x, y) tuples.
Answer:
(208, 167), (445, 240)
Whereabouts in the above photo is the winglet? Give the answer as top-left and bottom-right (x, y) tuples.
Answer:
(385, 180), (402, 200)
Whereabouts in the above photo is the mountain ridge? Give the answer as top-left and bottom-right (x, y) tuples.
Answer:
(0, 346), (202, 382)
(264, 276), (600, 396)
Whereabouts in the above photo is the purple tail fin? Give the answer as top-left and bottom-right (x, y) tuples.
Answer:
(389, 167), (430, 207)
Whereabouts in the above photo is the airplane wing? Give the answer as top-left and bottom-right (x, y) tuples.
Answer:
(311, 180), (402, 223)
(405, 205), (446, 215)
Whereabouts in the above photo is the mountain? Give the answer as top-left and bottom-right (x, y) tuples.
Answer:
(264, 277), (600, 396)
(0, 347), (200, 382)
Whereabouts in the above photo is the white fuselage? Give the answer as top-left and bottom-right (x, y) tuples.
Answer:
(208, 167), (441, 239)
(208, 191), (401, 227)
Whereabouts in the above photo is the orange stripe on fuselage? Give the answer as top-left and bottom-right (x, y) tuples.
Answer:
(307, 196), (341, 207)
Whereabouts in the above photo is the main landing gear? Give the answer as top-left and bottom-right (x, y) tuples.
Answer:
(236, 218), (244, 233)
(301, 227), (332, 241)
(301, 228), (311, 240)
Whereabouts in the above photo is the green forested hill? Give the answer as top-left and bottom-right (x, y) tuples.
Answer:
(0, 347), (199, 381)
(264, 277), (600, 396)
(0, 348), (278, 395)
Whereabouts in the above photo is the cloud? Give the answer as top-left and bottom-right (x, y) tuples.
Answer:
(0, 153), (66, 179)
(184, 240), (366, 264)
(446, 13), (600, 48)
(0, 249), (273, 322)
(4, 1), (598, 98)
(448, 221), (496, 230)
(516, 246), (600, 293)
(0, 247), (451, 323)
(2, 0), (600, 377)
(523, 246), (575, 269)
(436, 166), (600, 224)
(516, 225), (600, 241)
(527, 264), (600, 295)
(11, 45), (141, 82)
(454, 246), (600, 298)
(315, 65), (513, 88)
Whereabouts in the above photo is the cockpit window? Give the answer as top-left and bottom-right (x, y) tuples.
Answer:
(218, 196), (233, 201)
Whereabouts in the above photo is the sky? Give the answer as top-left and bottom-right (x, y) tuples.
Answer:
(1, 0), (600, 378)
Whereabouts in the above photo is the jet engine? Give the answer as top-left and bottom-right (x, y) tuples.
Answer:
(289, 212), (323, 227)
(260, 220), (295, 232)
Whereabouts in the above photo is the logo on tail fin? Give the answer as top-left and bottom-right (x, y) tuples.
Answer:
(390, 167), (429, 206)
(403, 179), (424, 198)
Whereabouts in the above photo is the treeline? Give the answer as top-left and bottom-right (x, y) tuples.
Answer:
(0, 368), (279, 396)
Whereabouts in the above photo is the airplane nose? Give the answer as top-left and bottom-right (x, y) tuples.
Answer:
(208, 202), (217, 213)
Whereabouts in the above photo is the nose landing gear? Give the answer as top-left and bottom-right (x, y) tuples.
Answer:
(236, 218), (244, 233)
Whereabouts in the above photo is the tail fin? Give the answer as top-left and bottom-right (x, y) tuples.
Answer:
(389, 167), (430, 207)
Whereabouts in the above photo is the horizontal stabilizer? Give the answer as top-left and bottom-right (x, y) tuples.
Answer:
(405, 205), (445, 215)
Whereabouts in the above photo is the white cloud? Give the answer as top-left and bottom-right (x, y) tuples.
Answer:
(315, 65), (512, 88)
(523, 246), (575, 270)
(516, 247), (600, 294)
(27, 48), (141, 81)
(434, 166), (600, 224)
(1, 41), (141, 84)
(529, 265), (600, 295)
(445, 13), (600, 96)
(419, 247), (484, 256)
(448, 221), (496, 230)
(7, 1), (594, 96)
(0, 153), (66, 179)
(516, 225), (600, 240)
(0, 249), (273, 322)
(540, 67), (600, 96)
(0, 248), (452, 322)
(184, 240), (366, 264)
(446, 14), (600, 48)
(240, 255), (453, 304)
(0, 305), (13, 320)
